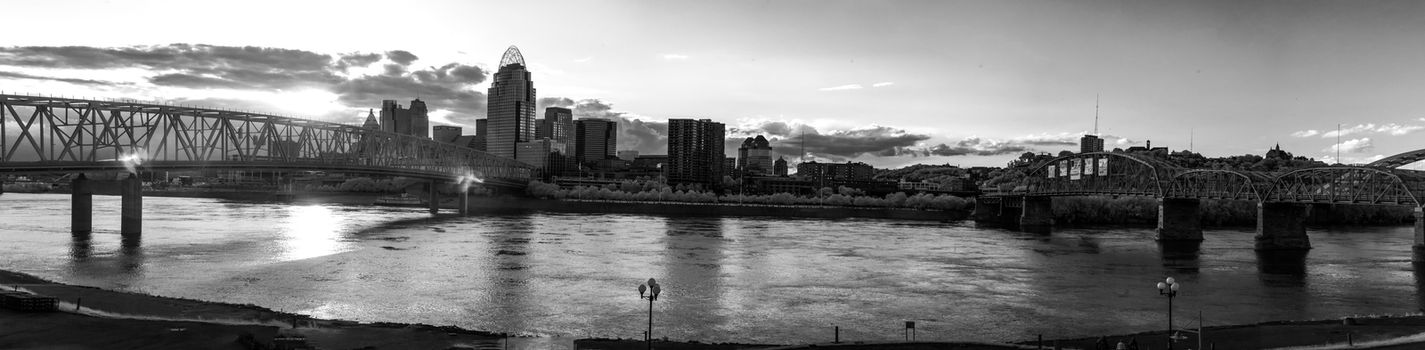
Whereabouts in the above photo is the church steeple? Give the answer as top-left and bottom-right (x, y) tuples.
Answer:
(362, 109), (380, 130)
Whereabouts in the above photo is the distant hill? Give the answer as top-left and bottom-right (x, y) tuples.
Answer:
(873, 164), (966, 182)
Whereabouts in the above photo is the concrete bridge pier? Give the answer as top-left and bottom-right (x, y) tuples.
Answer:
(427, 182), (439, 215)
(971, 197), (998, 222)
(120, 173), (142, 236)
(71, 174), (93, 235)
(1413, 207), (1425, 257)
(1156, 198), (1203, 241)
(1018, 196), (1054, 233)
(1255, 202), (1310, 250)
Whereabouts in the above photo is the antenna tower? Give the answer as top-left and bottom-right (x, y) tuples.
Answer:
(1094, 94), (1100, 135)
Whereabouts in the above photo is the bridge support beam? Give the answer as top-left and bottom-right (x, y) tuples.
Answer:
(971, 197), (999, 222)
(120, 173), (142, 236)
(427, 182), (439, 215)
(71, 174), (92, 235)
(1255, 202), (1310, 250)
(1019, 196), (1053, 233)
(1156, 198), (1203, 241)
(1413, 207), (1425, 255)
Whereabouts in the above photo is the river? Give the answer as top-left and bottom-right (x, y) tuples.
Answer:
(0, 192), (1420, 344)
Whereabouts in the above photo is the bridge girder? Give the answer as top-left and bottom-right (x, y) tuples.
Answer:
(1268, 166), (1425, 206)
(1368, 149), (1425, 169)
(0, 94), (532, 186)
(1168, 169), (1273, 201)
(1023, 152), (1176, 197)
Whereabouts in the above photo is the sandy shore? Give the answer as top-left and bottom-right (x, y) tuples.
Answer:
(6, 268), (1425, 349)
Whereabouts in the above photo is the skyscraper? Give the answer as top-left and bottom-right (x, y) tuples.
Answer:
(542, 107), (575, 155)
(487, 46), (536, 159)
(433, 126), (462, 143)
(379, 100), (404, 134)
(409, 98), (429, 138)
(362, 109), (380, 130)
(737, 135), (774, 175)
(575, 118), (617, 165)
(667, 118), (725, 187)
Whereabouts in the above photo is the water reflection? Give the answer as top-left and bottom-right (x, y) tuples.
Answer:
(1256, 250), (1310, 286)
(661, 217), (727, 341)
(70, 234), (93, 262)
(280, 205), (347, 261)
(482, 215), (535, 332)
(120, 235), (144, 273)
(1157, 240), (1201, 274)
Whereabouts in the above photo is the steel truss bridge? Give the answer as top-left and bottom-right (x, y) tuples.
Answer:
(1006, 151), (1425, 206)
(0, 94), (532, 188)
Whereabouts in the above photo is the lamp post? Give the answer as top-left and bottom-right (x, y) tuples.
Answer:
(1156, 277), (1180, 350)
(638, 278), (662, 350)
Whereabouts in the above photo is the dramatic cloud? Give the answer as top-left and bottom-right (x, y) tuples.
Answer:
(817, 84), (863, 91)
(1325, 137), (1374, 154)
(385, 50), (418, 66)
(872, 82), (895, 87)
(0, 70), (124, 86)
(537, 97), (576, 111)
(662, 54), (689, 60)
(926, 138), (1028, 156)
(0, 44), (490, 125)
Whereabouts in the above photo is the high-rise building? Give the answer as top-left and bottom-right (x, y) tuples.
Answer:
(737, 135), (774, 175)
(541, 107), (575, 155)
(667, 118), (725, 187)
(773, 156), (788, 176)
(380, 100), (404, 134)
(796, 161), (874, 186)
(409, 99), (429, 138)
(516, 139), (566, 168)
(617, 150), (640, 161)
(475, 119), (488, 136)
(487, 46), (536, 160)
(433, 126), (462, 143)
(377, 99), (430, 138)
(1080, 134), (1104, 153)
(575, 118), (617, 165)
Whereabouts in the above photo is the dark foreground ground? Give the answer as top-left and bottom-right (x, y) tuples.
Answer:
(4, 269), (1425, 349)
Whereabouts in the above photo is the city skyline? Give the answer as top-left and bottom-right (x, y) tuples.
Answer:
(1, 0), (1423, 169)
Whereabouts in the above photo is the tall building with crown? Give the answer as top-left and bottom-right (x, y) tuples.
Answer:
(737, 135), (774, 175)
(487, 46), (536, 159)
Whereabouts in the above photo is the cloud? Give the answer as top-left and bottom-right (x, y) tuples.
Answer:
(1291, 130), (1320, 138)
(0, 44), (490, 126)
(872, 82), (895, 88)
(1325, 137), (1374, 154)
(1320, 123), (1425, 138)
(925, 138), (1028, 156)
(662, 54), (689, 60)
(573, 57), (593, 63)
(817, 84), (863, 91)
(0, 70), (125, 86)
(385, 50), (418, 66)
(537, 97), (576, 111)
(1322, 154), (1387, 166)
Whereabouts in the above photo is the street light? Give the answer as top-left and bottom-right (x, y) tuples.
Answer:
(1156, 277), (1180, 350)
(638, 278), (662, 350)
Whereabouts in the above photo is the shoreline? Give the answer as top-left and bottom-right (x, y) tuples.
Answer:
(6, 269), (1425, 349)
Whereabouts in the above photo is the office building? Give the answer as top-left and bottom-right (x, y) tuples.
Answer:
(540, 107), (575, 155)
(378, 99), (430, 138)
(487, 46), (537, 159)
(797, 161), (874, 186)
(737, 135), (774, 175)
(774, 156), (788, 176)
(667, 118), (725, 187)
(362, 109), (380, 130)
(433, 126), (462, 144)
(576, 118), (617, 165)
(1080, 134), (1104, 153)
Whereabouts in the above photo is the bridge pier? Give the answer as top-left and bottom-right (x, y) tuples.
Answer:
(971, 197), (999, 222)
(1156, 198), (1203, 241)
(121, 173), (142, 236)
(1255, 202), (1310, 250)
(1019, 196), (1054, 233)
(71, 174), (92, 235)
(427, 182), (439, 215)
(1414, 207), (1425, 255)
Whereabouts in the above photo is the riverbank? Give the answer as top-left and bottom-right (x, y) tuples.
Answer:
(6, 268), (1425, 349)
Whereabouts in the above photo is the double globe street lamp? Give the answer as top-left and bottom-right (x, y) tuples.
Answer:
(638, 278), (662, 350)
(1156, 277), (1181, 350)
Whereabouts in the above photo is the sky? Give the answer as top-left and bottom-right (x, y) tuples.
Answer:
(2, 0), (1424, 169)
